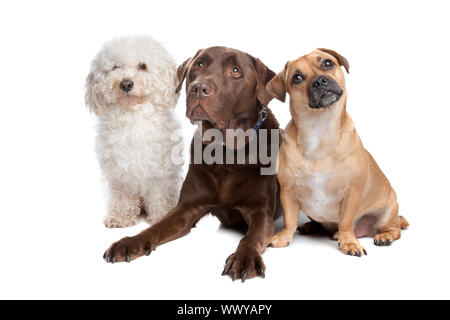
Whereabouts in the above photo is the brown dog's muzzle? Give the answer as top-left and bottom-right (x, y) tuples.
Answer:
(187, 79), (227, 129)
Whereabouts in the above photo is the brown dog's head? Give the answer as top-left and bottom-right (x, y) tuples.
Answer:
(267, 48), (349, 111)
(176, 47), (275, 133)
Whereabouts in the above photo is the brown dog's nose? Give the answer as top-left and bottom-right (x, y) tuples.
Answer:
(120, 80), (134, 93)
(190, 81), (213, 98)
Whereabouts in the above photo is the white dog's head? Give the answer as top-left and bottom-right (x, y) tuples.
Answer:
(85, 36), (179, 115)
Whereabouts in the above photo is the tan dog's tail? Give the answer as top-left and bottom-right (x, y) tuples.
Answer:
(399, 216), (409, 229)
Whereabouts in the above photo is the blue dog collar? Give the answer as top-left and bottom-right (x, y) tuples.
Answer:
(253, 107), (267, 131)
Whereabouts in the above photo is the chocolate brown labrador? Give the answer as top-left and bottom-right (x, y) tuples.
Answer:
(103, 47), (281, 282)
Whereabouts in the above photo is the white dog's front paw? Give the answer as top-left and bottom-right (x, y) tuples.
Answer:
(104, 214), (137, 228)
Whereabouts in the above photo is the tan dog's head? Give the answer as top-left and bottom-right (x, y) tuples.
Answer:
(267, 49), (349, 111)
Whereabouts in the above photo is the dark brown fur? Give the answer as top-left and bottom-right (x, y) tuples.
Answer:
(104, 47), (280, 281)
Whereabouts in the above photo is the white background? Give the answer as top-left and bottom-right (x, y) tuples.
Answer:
(1, 0), (449, 300)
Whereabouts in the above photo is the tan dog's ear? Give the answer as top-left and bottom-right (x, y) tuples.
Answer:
(266, 62), (289, 102)
(254, 58), (276, 106)
(318, 48), (350, 73)
(175, 49), (202, 94)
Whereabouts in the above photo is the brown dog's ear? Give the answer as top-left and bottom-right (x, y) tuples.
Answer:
(175, 49), (201, 94)
(266, 62), (289, 102)
(318, 48), (350, 74)
(254, 58), (276, 106)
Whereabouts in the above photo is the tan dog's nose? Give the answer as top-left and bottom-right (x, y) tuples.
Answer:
(313, 76), (329, 89)
(190, 81), (214, 98)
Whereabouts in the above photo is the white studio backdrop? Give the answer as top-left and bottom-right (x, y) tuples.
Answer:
(0, 0), (449, 299)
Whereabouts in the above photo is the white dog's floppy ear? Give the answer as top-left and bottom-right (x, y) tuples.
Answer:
(175, 49), (202, 94)
(85, 71), (104, 115)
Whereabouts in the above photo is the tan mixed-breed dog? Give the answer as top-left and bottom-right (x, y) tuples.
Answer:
(266, 49), (408, 256)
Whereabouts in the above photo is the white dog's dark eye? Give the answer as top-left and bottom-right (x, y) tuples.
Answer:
(139, 63), (147, 71)
(322, 59), (334, 70)
(112, 65), (120, 70)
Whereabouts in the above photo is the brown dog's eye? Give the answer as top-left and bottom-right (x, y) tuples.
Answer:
(231, 66), (241, 77)
(139, 63), (147, 71)
(321, 59), (334, 70)
(194, 61), (204, 70)
(292, 73), (304, 84)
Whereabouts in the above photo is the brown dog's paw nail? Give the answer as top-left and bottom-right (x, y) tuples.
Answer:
(126, 251), (131, 263)
(222, 268), (229, 276)
(232, 272), (237, 282)
(144, 242), (152, 256)
(259, 269), (265, 278)
(241, 272), (248, 283)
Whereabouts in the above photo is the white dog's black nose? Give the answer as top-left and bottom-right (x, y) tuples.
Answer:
(120, 80), (134, 93)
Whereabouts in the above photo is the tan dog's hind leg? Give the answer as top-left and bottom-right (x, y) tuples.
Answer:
(270, 188), (300, 248)
(374, 203), (408, 246)
(338, 190), (367, 257)
(298, 221), (323, 235)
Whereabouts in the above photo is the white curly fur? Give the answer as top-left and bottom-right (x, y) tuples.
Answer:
(85, 35), (184, 228)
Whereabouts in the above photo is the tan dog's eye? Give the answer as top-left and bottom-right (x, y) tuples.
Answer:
(321, 59), (334, 70)
(231, 66), (241, 77)
(292, 73), (304, 84)
(139, 63), (147, 71)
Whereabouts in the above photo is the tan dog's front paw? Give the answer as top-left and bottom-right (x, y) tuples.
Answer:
(269, 230), (294, 248)
(104, 214), (137, 228)
(374, 232), (396, 246)
(338, 241), (367, 257)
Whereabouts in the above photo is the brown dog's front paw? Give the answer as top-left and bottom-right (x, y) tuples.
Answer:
(222, 249), (266, 282)
(338, 241), (367, 257)
(104, 236), (152, 263)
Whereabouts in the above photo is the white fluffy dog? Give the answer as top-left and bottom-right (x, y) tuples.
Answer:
(85, 36), (184, 228)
